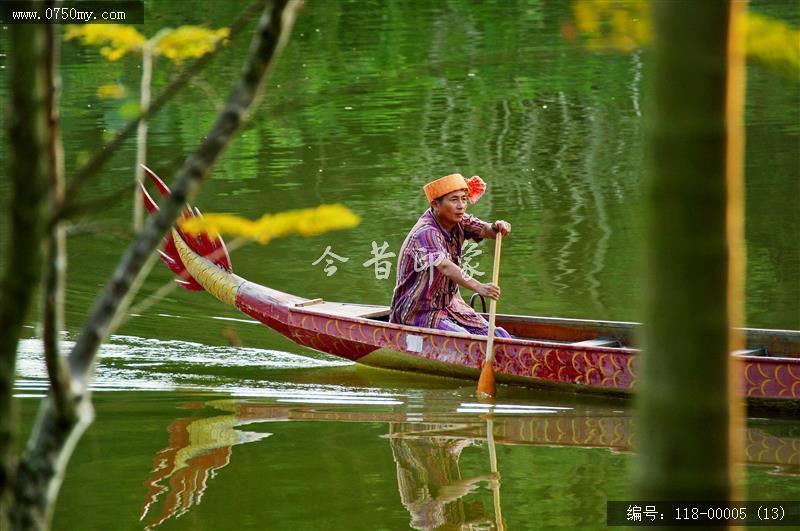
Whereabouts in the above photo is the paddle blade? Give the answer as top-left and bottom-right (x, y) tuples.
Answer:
(477, 360), (497, 398)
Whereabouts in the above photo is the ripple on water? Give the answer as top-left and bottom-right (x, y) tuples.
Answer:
(15, 335), (353, 395)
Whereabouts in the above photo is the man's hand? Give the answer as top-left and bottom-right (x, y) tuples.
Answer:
(475, 282), (501, 301)
(436, 259), (501, 299)
(492, 220), (511, 236)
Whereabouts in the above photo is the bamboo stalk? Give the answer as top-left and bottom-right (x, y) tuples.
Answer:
(636, 0), (744, 502)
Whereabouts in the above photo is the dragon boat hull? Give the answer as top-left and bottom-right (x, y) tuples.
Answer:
(141, 166), (800, 412)
(174, 235), (800, 411)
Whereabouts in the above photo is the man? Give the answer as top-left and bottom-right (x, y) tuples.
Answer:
(390, 173), (511, 337)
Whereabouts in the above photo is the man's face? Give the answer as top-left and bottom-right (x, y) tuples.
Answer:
(432, 189), (468, 225)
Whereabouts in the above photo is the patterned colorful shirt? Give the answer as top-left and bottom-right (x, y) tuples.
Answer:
(390, 209), (490, 330)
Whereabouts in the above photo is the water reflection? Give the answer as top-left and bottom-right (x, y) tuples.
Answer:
(140, 401), (271, 530)
(388, 425), (495, 529)
(141, 399), (800, 529)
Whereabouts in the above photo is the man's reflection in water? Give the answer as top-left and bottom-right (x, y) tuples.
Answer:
(388, 423), (497, 530)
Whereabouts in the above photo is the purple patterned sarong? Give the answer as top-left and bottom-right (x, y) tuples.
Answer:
(438, 317), (511, 337)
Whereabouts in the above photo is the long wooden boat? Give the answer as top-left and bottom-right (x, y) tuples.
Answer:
(142, 167), (800, 411)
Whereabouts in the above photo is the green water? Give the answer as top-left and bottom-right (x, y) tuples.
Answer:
(2, 0), (799, 529)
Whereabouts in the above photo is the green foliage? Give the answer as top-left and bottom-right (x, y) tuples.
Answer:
(117, 100), (141, 119)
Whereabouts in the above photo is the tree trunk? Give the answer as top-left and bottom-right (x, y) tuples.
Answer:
(636, 0), (746, 504)
(0, 17), (50, 527)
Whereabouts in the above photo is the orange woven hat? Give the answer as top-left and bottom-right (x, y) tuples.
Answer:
(423, 173), (468, 202)
(423, 173), (486, 204)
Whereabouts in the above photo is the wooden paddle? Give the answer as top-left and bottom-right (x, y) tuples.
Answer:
(477, 233), (502, 398)
(486, 416), (505, 531)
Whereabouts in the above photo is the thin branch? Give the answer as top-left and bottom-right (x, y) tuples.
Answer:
(12, 2), (300, 527)
(42, 3), (76, 426)
(64, 222), (122, 238)
(51, 0), (267, 225)
(63, 149), (186, 220)
(60, 181), (137, 221)
(0, 14), (49, 526)
(132, 42), (154, 232)
(125, 278), (179, 320)
(190, 77), (225, 112)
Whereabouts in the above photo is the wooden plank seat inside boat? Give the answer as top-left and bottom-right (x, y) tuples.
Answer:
(733, 347), (767, 357)
(295, 299), (391, 319)
(496, 314), (636, 346)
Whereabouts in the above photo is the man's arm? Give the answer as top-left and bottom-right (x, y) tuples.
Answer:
(477, 219), (512, 240)
(436, 258), (500, 300)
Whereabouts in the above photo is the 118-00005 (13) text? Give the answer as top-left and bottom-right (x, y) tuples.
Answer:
(607, 501), (800, 526)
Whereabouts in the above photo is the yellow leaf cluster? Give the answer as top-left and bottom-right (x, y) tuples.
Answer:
(64, 24), (146, 61)
(154, 26), (230, 63)
(745, 13), (800, 79)
(572, 0), (651, 52)
(571, 1), (799, 79)
(179, 204), (361, 244)
(96, 83), (127, 99)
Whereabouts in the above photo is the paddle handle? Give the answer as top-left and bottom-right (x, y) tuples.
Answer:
(486, 417), (505, 531)
(484, 233), (502, 364)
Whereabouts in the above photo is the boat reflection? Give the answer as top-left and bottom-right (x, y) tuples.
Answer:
(139, 402), (271, 530)
(140, 399), (799, 529)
